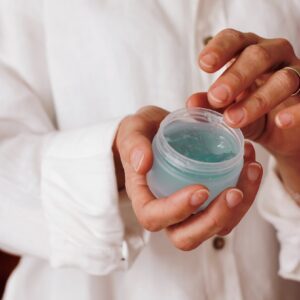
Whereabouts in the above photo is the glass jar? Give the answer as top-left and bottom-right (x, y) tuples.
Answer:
(147, 108), (244, 210)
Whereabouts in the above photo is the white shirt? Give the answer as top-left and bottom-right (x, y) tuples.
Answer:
(0, 0), (300, 299)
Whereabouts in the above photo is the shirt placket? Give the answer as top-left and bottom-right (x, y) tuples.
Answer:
(201, 232), (243, 300)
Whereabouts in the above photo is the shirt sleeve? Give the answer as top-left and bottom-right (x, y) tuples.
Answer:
(0, 0), (146, 275)
(0, 62), (148, 275)
(258, 157), (300, 281)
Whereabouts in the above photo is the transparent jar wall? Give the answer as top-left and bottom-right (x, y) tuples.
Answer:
(146, 108), (244, 211)
(147, 135), (243, 210)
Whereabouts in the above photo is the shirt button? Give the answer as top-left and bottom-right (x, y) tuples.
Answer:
(203, 35), (213, 45)
(213, 236), (225, 250)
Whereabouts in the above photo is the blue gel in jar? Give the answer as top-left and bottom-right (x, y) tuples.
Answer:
(147, 108), (244, 210)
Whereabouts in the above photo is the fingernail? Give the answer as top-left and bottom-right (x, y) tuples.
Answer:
(130, 149), (144, 172)
(200, 53), (218, 68)
(275, 112), (294, 128)
(209, 85), (230, 104)
(225, 107), (245, 125)
(226, 189), (243, 208)
(190, 189), (209, 206)
(247, 162), (262, 182)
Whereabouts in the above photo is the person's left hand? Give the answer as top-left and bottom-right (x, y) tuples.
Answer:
(188, 29), (300, 202)
(115, 106), (262, 250)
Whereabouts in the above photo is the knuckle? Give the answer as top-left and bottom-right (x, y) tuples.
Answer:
(127, 173), (145, 189)
(219, 227), (233, 236)
(171, 233), (198, 251)
(221, 28), (245, 42)
(137, 105), (168, 124)
(207, 214), (223, 232)
(119, 114), (144, 135)
(227, 69), (246, 87)
(252, 92), (269, 112)
(118, 115), (146, 145)
(245, 32), (260, 42)
(277, 69), (299, 91)
(137, 105), (160, 114)
(130, 114), (147, 128)
(277, 38), (295, 56)
(140, 215), (162, 232)
(120, 114), (137, 127)
(245, 44), (271, 64)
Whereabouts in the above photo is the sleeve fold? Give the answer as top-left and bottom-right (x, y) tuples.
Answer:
(258, 157), (300, 281)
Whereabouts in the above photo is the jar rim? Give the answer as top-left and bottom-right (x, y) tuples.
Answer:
(156, 108), (244, 174)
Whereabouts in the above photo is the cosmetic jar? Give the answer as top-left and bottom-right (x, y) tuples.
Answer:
(147, 108), (244, 210)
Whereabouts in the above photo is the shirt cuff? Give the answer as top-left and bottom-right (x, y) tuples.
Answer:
(258, 156), (300, 281)
(41, 118), (143, 275)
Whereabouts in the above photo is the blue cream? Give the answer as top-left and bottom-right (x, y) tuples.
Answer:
(147, 108), (244, 210)
(164, 122), (238, 163)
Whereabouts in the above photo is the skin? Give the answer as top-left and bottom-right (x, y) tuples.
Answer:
(113, 28), (300, 250)
(114, 106), (262, 251)
(190, 28), (300, 205)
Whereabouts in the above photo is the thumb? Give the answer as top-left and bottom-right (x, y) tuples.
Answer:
(117, 106), (168, 175)
(127, 132), (153, 174)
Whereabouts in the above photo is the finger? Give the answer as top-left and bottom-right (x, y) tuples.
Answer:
(186, 96), (257, 160)
(243, 141), (256, 162)
(186, 92), (210, 109)
(187, 96), (259, 159)
(187, 93), (265, 148)
(199, 29), (259, 72)
(223, 67), (300, 128)
(275, 102), (300, 129)
(166, 188), (243, 250)
(235, 82), (257, 102)
(240, 115), (267, 142)
(166, 160), (262, 251)
(218, 161), (262, 235)
(117, 106), (168, 174)
(207, 39), (295, 108)
(187, 83), (256, 112)
(125, 165), (210, 231)
(186, 92), (226, 114)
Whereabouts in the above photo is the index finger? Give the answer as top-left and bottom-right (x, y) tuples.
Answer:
(199, 29), (259, 72)
(124, 162), (209, 232)
(166, 148), (262, 251)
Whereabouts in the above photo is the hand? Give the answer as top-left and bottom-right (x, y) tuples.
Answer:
(115, 105), (262, 250)
(188, 28), (300, 199)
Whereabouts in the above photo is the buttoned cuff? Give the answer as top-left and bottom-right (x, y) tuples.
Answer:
(258, 157), (300, 281)
(41, 118), (146, 275)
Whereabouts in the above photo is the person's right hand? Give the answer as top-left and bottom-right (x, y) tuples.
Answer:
(190, 29), (300, 204)
(114, 106), (263, 250)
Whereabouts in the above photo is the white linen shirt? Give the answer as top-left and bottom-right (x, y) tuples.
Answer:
(0, 0), (300, 299)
